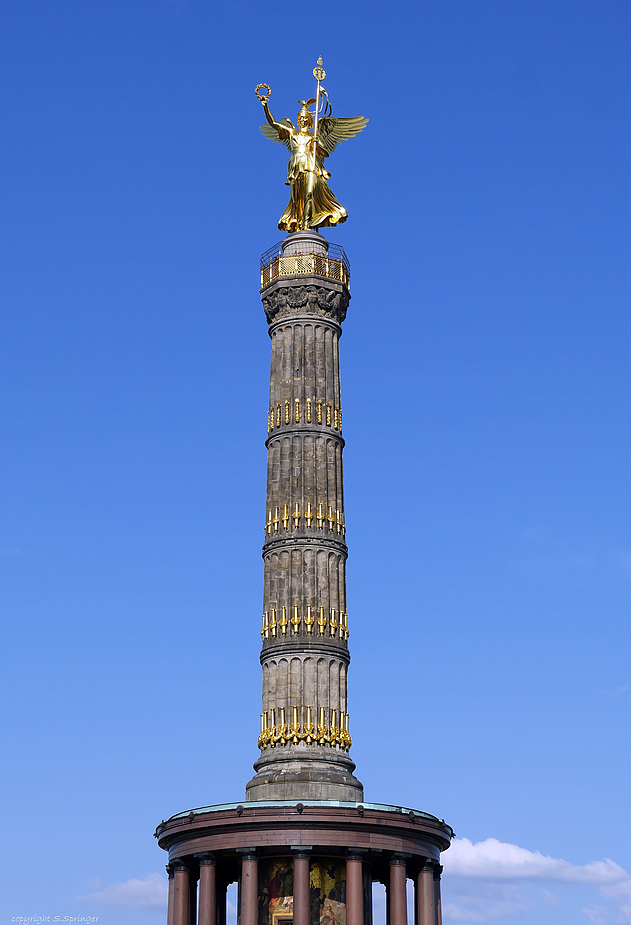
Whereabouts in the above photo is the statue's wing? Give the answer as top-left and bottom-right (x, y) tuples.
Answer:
(259, 118), (293, 150)
(316, 116), (368, 155)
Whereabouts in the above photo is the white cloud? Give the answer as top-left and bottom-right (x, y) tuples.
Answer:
(78, 872), (167, 909)
(601, 878), (631, 921)
(440, 838), (631, 924)
(443, 838), (627, 884)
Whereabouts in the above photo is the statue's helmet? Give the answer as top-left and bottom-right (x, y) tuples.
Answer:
(297, 100), (315, 128)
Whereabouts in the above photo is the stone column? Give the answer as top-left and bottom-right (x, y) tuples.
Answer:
(415, 865), (434, 925)
(166, 864), (175, 925)
(173, 860), (190, 925)
(432, 867), (443, 925)
(293, 849), (311, 925)
(247, 230), (363, 804)
(389, 857), (407, 925)
(198, 855), (216, 925)
(346, 852), (365, 925)
(240, 853), (258, 925)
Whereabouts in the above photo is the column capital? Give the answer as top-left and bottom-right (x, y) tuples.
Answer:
(390, 853), (411, 865)
(432, 864), (444, 879)
(195, 852), (216, 866)
(171, 858), (189, 872)
(166, 863), (175, 879)
(291, 845), (312, 859)
(262, 284), (349, 328)
(346, 848), (367, 861)
(237, 847), (258, 861)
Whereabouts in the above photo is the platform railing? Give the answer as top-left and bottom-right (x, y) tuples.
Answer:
(260, 242), (350, 289)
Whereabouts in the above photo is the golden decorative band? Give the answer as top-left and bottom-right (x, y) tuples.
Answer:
(258, 706), (351, 751)
(261, 607), (349, 640)
(267, 398), (342, 433)
(265, 503), (345, 535)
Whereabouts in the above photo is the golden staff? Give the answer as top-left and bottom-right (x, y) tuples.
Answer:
(312, 56), (326, 170)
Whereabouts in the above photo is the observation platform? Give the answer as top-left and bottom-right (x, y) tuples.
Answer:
(260, 236), (350, 290)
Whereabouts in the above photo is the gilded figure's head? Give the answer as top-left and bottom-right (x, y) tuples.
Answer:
(297, 101), (314, 131)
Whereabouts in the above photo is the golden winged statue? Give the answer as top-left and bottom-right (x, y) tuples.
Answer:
(256, 61), (368, 232)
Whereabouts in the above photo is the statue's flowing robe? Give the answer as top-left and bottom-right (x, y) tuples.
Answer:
(278, 129), (347, 231)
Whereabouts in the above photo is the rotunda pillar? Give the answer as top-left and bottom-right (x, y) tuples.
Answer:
(240, 853), (258, 925)
(293, 848), (311, 925)
(173, 860), (190, 925)
(433, 866), (443, 925)
(166, 864), (175, 925)
(198, 854), (216, 925)
(415, 864), (434, 925)
(346, 852), (365, 925)
(389, 856), (407, 925)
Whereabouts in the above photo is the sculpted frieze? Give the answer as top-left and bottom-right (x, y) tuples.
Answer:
(262, 285), (349, 325)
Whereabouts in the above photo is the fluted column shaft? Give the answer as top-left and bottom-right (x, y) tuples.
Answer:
(247, 231), (362, 802)
(261, 312), (349, 732)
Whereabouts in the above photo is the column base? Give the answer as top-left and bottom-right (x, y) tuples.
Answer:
(245, 752), (363, 802)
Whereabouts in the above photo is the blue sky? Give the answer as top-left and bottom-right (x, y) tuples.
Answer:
(1, 1), (630, 924)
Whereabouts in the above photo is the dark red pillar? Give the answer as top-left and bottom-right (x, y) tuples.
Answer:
(293, 849), (311, 925)
(415, 865), (434, 925)
(240, 853), (258, 925)
(389, 856), (407, 925)
(433, 867), (442, 925)
(173, 861), (190, 925)
(346, 852), (365, 925)
(198, 854), (216, 925)
(167, 864), (175, 925)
